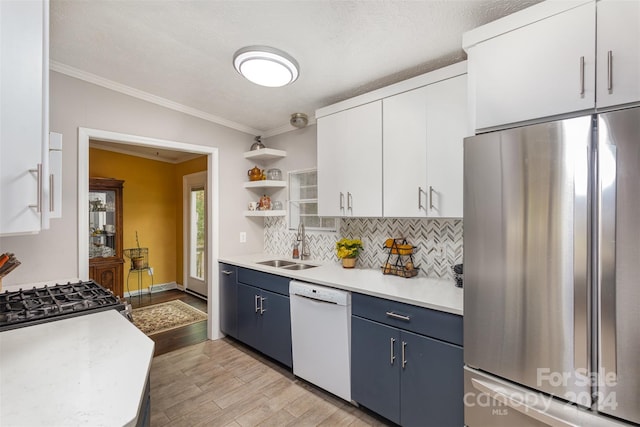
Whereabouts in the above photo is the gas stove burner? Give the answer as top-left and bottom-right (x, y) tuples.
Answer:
(0, 280), (129, 332)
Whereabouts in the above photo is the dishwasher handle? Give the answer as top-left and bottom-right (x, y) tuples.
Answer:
(292, 293), (338, 305)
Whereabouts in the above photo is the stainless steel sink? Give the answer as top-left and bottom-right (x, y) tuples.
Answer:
(256, 259), (297, 268)
(281, 263), (318, 270)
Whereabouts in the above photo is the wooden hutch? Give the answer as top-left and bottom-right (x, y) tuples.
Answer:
(88, 178), (125, 297)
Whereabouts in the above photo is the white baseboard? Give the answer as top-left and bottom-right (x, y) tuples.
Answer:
(124, 281), (178, 298)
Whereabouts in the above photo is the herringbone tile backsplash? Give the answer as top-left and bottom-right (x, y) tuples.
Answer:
(264, 217), (463, 280)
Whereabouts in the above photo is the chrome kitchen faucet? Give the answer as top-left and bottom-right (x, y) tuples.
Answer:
(298, 223), (310, 260)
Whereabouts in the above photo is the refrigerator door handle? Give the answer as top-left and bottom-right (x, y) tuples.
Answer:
(470, 378), (580, 427)
(598, 140), (618, 382)
(573, 140), (590, 376)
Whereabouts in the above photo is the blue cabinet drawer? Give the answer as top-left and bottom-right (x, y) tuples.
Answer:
(352, 293), (462, 346)
(237, 268), (290, 296)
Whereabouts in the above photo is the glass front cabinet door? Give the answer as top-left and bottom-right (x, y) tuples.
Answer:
(88, 178), (124, 297)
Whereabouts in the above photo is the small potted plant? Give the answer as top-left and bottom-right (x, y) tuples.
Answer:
(335, 238), (363, 268)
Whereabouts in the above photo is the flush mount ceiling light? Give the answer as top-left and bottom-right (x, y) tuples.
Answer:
(290, 113), (308, 128)
(233, 46), (299, 87)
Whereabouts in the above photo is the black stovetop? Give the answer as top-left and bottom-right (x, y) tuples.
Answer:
(0, 280), (127, 332)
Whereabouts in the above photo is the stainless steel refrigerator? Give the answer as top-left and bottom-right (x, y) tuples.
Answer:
(463, 106), (640, 426)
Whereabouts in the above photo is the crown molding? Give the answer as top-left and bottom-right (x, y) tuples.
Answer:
(50, 60), (263, 136)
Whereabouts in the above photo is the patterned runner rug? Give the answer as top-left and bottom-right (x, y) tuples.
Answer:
(132, 299), (207, 335)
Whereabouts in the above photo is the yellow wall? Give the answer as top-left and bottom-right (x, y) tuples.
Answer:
(89, 147), (206, 292)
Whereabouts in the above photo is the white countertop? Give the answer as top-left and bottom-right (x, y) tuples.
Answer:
(0, 310), (155, 427)
(219, 253), (463, 316)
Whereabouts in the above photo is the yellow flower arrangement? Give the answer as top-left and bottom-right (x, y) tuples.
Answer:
(335, 238), (363, 259)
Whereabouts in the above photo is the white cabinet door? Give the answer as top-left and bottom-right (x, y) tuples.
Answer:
(596, 0), (640, 109)
(0, 0), (49, 235)
(470, 1), (596, 131)
(317, 111), (348, 217)
(383, 87), (428, 217)
(317, 101), (382, 217)
(425, 75), (467, 218)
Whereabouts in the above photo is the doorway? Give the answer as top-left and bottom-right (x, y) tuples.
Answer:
(78, 127), (221, 340)
(184, 171), (207, 298)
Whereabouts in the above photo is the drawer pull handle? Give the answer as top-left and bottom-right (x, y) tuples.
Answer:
(222, 270), (233, 275)
(386, 311), (410, 321)
(390, 338), (396, 365)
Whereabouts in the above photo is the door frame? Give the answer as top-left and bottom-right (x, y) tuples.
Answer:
(183, 171), (207, 297)
(77, 127), (221, 340)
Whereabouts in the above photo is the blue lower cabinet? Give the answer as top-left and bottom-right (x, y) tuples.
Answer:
(237, 282), (292, 368)
(401, 330), (463, 427)
(219, 263), (238, 338)
(352, 316), (402, 424)
(352, 298), (463, 427)
(259, 288), (292, 367)
(237, 283), (262, 350)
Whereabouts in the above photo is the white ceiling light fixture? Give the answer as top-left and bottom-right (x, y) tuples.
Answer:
(233, 46), (299, 88)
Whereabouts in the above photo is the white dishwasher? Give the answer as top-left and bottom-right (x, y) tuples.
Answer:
(289, 280), (352, 402)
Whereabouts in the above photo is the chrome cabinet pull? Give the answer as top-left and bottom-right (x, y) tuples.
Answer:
(402, 341), (407, 369)
(429, 186), (435, 210)
(418, 187), (424, 211)
(28, 163), (42, 212)
(579, 56), (585, 96)
(607, 50), (613, 92)
(390, 338), (396, 365)
(347, 192), (353, 211)
(222, 270), (233, 275)
(49, 174), (55, 212)
(339, 192), (344, 210)
(254, 295), (260, 313)
(259, 296), (266, 314)
(386, 311), (411, 321)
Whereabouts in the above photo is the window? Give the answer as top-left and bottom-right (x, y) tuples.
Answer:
(288, 169), (336, 231)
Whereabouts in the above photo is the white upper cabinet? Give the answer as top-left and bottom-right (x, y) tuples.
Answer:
(317, 101), (383, 217)
(596, 0), (640, 109)
(383, 87), (428, 218)
(425, 75), (467, 218)
(465, 1), (596, 131)
(465, 0), (640, 132)
(0, 0), (51, 235)
(318, 62), (466, 219)
(382, 74), (467, 218)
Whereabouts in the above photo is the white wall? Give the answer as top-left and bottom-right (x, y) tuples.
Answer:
(0, 71), (290, 286)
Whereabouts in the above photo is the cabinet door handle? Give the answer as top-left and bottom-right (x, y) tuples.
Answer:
(607, 50), (613, 92)
(386, 311), (411, 321)
(390, 338), (396, 365)
(579, 56), (585, 96)
(347, 192), (353, 211)
(254, 294), (260, 313)
(418, 187), (424, 211)
(28, 163), (42, 212)
(402, 341), (407, 369)
(222, 270), (233, 275)
(429, 186), (435, 210)
(259, 296), (266, 314)
(339, 192), (344, 210)
(49, 174), (55, 212)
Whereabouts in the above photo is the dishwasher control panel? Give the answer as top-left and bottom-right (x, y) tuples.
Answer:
(289, 281), (350, 306)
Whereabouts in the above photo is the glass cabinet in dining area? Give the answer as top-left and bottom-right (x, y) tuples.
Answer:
(88, 177), (124, 297)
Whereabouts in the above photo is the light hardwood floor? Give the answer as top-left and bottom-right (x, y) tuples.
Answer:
(150, 338), (393, 427)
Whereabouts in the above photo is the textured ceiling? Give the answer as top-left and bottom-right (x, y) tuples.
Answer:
(51, 0), (542, 136)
